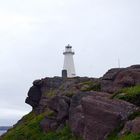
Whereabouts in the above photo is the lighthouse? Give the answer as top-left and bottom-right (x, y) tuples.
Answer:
(62, 44), (76, 78)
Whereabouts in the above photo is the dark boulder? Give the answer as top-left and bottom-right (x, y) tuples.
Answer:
(47, 96), (70, 122)
(33, 79), (42, 87)
(25, 86), (42, 108)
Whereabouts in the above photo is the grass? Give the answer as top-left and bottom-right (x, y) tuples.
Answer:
(46, 109), (56, 117)
(44, 90), (57, 98)
(119, 134), (140, 140)
(80, 81), (101, 92)
(107, 133), (140, 140)
(65, 92), (75, 97)
(113, 85), (140, 106)
(1, 112), (82, 140)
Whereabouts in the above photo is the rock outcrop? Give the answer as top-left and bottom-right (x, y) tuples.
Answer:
(25, 85), (42, 108)
(121, 116), (140, 135)
(46, 96), (70, 121)
(24, 65), (140, 140)
(26, 77), (99, 113)
(2, 65), (140, 140)
(101, 65), (140, 93)
(69, 92), (138, 140)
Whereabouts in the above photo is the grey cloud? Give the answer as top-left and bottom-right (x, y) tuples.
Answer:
(0, 0), (140, 125)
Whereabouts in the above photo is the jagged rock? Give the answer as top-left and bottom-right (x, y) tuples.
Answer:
(47, 96), (70, 121)
(101, 65), (140, 93)
(82, 96), (138, 140)
(69, 91), (111, 138)
(24, 65), (140, 140)
(69, 104), (84, 137)
(26, 77), (64, 109)
(25, 86), (42, 108)
(33, 79), (42, 87)
(69, 92), (138, 140)
(26, 77), (98, 110)
(3, 65), (140, 140)
(40, 95), (71, 133)
(40, 77), (64, 94)
(40, 116), (58, 133)
(35, 97), (49, 114)
(130, 65), (140, 69)
(102, 68), (123, 80)
(69, 92), (92, 137)
(121, 117), (140, 135)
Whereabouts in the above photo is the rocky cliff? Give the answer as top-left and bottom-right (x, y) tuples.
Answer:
(1, 65), (140, 140)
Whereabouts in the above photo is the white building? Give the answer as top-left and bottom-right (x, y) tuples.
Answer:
(62, 44), (76, 77)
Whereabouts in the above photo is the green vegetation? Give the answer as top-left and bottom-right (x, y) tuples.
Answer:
(107, 123), (124, 140)
(44, 90), (57, 98)
(107, 133), (140, 140)
(107, 128), (140, 140)
(80, 81), (101, 92)
(128, 111), (140, 120)
(2, 112), (82, 140)
(65, 92), (75, 97)
(119, 134), (140, 140)
(46, 109), (56, 117)
(106, 124), (140, 140)
(108, 86), (140, 139)
(113, 85), (140, 106)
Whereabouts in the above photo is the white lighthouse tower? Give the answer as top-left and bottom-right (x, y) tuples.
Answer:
(62, 44), (76, 78)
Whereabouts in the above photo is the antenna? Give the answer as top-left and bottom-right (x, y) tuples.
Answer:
(118, 58), (120, 68)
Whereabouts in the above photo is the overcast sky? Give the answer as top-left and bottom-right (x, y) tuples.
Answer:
(0, 0), (140, 126)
